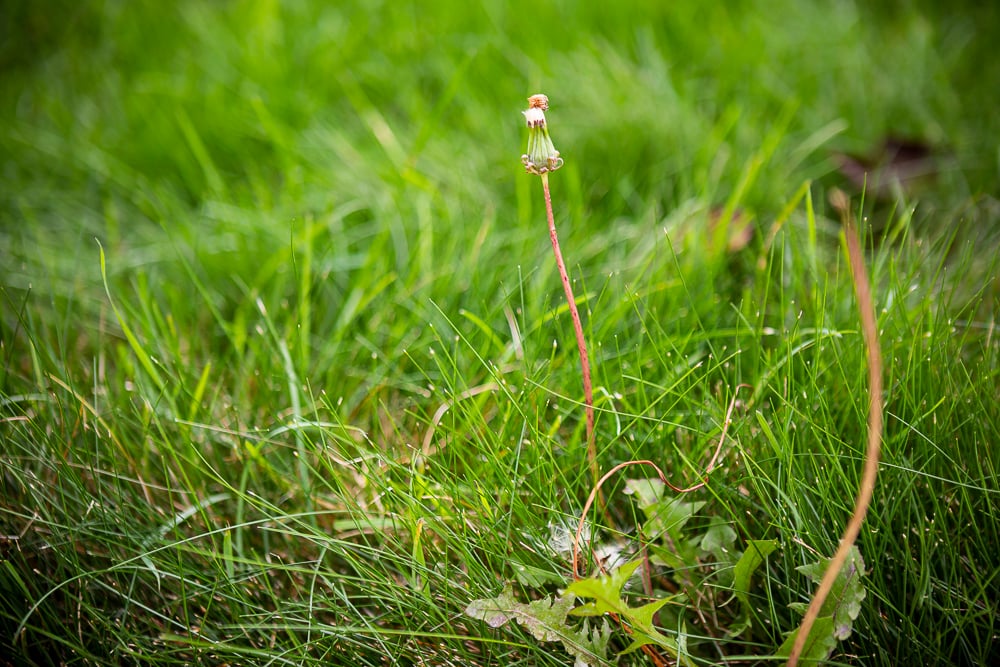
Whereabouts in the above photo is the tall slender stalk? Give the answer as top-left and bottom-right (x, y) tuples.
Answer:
(787, 189), (883, 666)
(521, 94), (598, 485)
(541, 172), (596, 469)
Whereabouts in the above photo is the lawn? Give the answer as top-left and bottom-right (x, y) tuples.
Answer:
(2, 1), (999, 665)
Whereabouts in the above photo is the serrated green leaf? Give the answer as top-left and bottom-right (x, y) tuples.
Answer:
(629, 596), (674, 629)
(464, 585), (519, 628)
(464, 587), (574, 640)
(776, 615), (837, 661)
(465, 586), (573, 642)
(567, 561), (695, 667)
(466, 588), (613, 666)
(566, 560), (642, 615)
(564, 618), (612, 667)
(518, 595), (577, 642)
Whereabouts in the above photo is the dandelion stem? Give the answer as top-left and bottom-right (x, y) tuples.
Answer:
(541, 172), (596, 481)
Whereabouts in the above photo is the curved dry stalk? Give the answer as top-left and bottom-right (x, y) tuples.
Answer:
(417, 383), (500, 461)
(670, 385), (748, 494)
(573, 460), (667, 580)
(787, 192), (883, 666)
(571, 387), (744, 579)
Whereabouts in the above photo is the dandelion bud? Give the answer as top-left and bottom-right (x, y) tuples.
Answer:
(521, 93), (563, 175)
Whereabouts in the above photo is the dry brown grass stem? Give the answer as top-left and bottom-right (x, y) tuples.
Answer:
(787, 190), (884, 665)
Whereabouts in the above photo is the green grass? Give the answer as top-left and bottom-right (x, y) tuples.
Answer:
(2, 0), (999, 664)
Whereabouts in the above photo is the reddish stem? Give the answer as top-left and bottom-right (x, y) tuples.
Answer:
(787, 199), (883, 666)
(541, 173), (596, 477)
(571, 387), (746, 579)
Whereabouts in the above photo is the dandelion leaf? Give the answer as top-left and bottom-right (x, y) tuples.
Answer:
(776, 615), (837, 662)
(796, 545), (866, 640)
(566, 560), (642, 616)
(465, 587), (611, 666)
(700, 518), (738, 561)
(566, 618), (613, 667)
(464, 585), (519, 628)
(517, 594), (576, 642)
(623, 477), (665, 509)
(644, 496), (707, 543)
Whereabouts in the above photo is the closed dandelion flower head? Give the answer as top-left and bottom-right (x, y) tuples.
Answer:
(521, 94), (563, 175)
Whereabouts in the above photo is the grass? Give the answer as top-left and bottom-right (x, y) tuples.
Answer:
(2, 0), (1000, 664)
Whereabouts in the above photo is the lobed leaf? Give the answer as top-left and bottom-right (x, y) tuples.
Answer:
(465, 587), (611, 666)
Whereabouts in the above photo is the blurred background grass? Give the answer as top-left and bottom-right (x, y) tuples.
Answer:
(4, 0), (997, 383)
(2, 0), (999, 664)
(4, 0), (998, 255)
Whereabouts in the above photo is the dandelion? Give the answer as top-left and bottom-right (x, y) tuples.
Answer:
(521, 94), (564, 175)
(519, 94), (596, 484)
